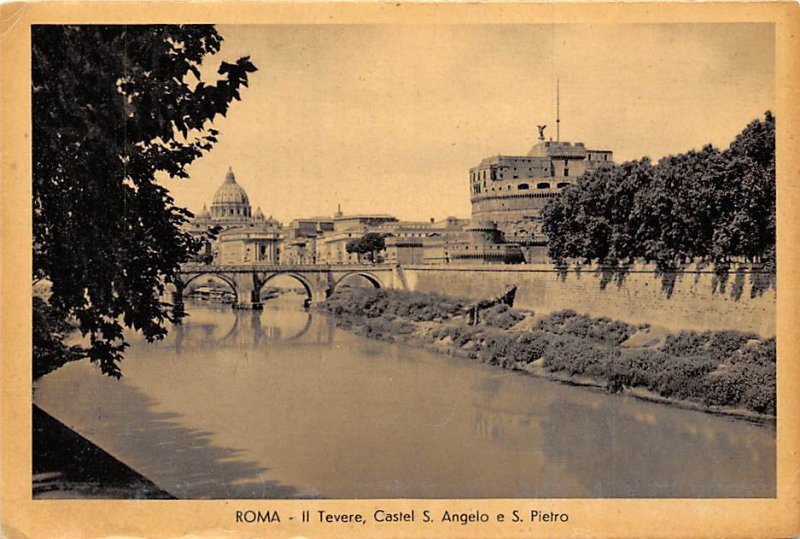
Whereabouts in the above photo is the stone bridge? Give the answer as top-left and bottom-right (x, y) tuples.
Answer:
(174, 263), (407, 310)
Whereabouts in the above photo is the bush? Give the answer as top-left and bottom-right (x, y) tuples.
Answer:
(733, 337), (776, 366)
(534, 310), (637, 346)
(607, 349), (665, 391)
(661, 331), (711, 357)
(535, 310), (579, 333)
(702, 365), (748, 408)
(742, 377), (776, 415)
(431, 325), (485, 348)
(477, 330), (516, 363)
(321, 287), (467, 322)
(504, 331), (550, 363)
(652, 356), (717, 400)
(540, 334), (617, 376)
(702, 362), (776, 414)
(481, 303), (525, 329)
(661, 329), (758, 361)
(706, 330), (759, 359)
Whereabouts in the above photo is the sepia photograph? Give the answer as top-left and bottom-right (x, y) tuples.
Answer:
(3, 2), (800, 537)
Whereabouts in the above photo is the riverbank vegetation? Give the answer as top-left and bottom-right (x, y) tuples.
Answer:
(542, 112), (775, 274)
(319, 287), (776, 418)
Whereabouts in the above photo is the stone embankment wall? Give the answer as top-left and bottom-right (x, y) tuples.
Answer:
(400, 263), (776, 337)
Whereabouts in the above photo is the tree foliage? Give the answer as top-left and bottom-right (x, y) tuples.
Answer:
(542, 112), (775, 272)
(33, 25), (257, 378)
(346, 232), (388, 262)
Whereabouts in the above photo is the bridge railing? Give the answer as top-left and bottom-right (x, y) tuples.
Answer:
(179, 263), (396, 273)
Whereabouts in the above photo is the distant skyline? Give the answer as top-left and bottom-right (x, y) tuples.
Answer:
(159, 23), (774, 223)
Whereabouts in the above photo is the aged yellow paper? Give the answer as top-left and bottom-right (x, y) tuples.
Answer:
(2, 2), (799, 538)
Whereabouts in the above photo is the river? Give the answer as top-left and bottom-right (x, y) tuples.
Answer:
(33, 299), (775, 499)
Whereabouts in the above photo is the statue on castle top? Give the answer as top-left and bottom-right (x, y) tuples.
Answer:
(537, 124), (547, 141)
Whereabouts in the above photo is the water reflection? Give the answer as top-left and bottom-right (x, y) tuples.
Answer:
(35, 303), (775, 499)
(159, 300), (326, 355)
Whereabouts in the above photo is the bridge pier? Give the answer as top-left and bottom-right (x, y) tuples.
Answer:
(232, 272), (263, 310)
(171, 290), (185, 316)
(171, 281), (186, 317)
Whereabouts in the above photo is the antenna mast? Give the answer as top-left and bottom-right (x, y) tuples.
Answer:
(556, 79), (560, 142)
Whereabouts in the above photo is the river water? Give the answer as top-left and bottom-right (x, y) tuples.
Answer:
(34, 300), (775, 499)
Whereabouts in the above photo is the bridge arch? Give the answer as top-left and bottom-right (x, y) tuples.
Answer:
(179, 272), (240, 304)
(259, 271), (315, 304)
(332, 271), (384, 294)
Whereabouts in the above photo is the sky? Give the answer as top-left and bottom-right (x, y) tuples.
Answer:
(160, 23), (775, 223)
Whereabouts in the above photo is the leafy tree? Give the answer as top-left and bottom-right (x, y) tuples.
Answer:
(346, 232), (388, 263)
(33, 25), (257, 378)
(542, 112), (775, 272)
(711, 111), (776, 267)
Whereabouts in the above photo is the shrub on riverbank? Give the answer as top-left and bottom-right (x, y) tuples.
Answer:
(481, 303), (525, 329)
(319, 288), (776, 416)
(534, 310), (644, 346)
(320, 286), (467, 322)
(662, 329), (760, 360)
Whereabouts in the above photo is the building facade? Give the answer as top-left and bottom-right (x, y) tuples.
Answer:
(216, 226), (283, 265)
(313, 210), (400, 265)
(282, 218), (335, 265)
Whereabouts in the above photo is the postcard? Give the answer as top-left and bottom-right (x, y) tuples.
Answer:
(2, 2), (799, 537)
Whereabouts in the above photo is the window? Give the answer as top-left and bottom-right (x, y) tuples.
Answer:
(557, 182), (569, 188)
(587, 154), (592, 161)
(564, 168), (569, 177)
(604, 154), (608, 161)
(518, 183), (530, 190)
(537, 182), (550, 189)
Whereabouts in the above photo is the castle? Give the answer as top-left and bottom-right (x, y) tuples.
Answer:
(468, 126), (615, 261)
(470, 135), (614, 223)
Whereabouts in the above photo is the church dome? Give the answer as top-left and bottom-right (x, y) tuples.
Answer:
(210, 167), (252, 220)
(213, 168), (250, 206)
